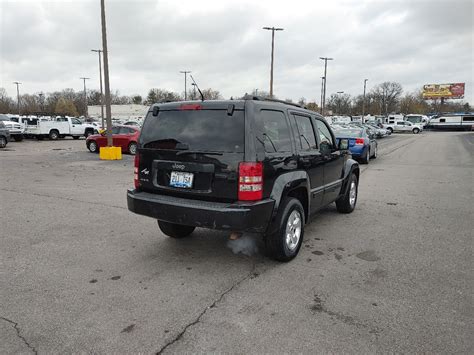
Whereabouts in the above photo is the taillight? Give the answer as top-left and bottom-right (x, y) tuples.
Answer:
(355, 138), (364, 145)
(134, 154), (140, 189)
(238, 162), (263, 201)
(179, 104), (202, 110)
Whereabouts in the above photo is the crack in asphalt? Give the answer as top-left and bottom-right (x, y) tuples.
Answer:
(156, 262), (259, 354)
(0, 188), (127, 210)
(0, 316), (38, 354)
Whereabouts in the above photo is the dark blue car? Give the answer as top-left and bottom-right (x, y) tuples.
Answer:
(334, 127), (377, 164)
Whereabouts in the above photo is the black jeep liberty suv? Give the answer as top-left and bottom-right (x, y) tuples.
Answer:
(127, 97), (359, 261)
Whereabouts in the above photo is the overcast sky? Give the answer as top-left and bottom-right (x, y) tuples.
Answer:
(1, 0), (473, 104)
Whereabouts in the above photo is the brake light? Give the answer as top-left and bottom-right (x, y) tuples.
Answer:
(238, 162), (263, 201)
(355, 138), (364, 145)
(179, 104), (202, 110)
(134, 154), (140, 189)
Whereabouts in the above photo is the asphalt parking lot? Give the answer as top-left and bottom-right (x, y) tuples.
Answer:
(1, 132), (472, 354)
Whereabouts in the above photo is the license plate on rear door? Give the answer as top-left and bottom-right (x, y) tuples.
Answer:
(170, 171), (194, 188)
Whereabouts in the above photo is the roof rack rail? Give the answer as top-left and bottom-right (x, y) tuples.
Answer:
(243, 95), (306, 109)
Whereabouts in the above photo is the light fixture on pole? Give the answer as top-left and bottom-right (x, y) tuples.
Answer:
(80, 77), (90, 118)
(319, 57), (333, 115)
(91, 49), (105, 128)
(13, 82), (21, 115)
(263, 26), (284, 98)
(180, 71), (191, 100)
(362, 79), (368, 117)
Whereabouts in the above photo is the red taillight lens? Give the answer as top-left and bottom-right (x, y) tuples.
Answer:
(355, 138), (364, 145)
(238, 162), (263, 201)
(180, 104), (202, 110)
(134, 154), (140, 189)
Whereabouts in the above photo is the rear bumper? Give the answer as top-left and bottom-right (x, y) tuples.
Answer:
(127, 189), (275, 233)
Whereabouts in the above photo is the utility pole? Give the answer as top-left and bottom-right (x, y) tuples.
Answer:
(38, 92), (45, 115)
(13, 82), (21, 115)
(80, 77), (90, 118)
(319, 57), (333, 115)
(180, 71), (191, 100)
(91, 49), (104, 127)
(100, 0), (113, 147)
(191, 83), (197, 100)
(255, 88), (258, 96)
(320, 77), (325, 114)
(362, 78), (368, 117)
(263, 26), (284, 98)
(336, 91), (344, 115)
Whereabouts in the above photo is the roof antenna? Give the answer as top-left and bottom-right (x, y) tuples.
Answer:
(190, 75), (205, 101)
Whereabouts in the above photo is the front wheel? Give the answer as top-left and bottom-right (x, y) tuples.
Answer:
(88, 140), (98, 153)
(13, 135), (23, 142)
(265, 197), (305, 262)
(158, 221), (195, 238)
(0, 136), (6, 148)
(49, 130), (59, 140)
(336, 173), (358, 213)
(387, 127), (393, 134)
(413, 128), (420, 134)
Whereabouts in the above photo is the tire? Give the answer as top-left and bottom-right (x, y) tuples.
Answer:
(128, 142), (137, 155)
(73, 136), (80, 140)
(387, 127), (393, 134)
(0, 136), (6, 148)
(88, 140), (98, 153)
(265, 197), (305, 262)
(413, 128), (420, 134)
(372, 144), (377, 159)
(361, 147), (370, 164)
(158, 220), (195, 238)
(336, 173), (358, 213)
(13, 135), (23, 142)
(49, 130), (59, 140)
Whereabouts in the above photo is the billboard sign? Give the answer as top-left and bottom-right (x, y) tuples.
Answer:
(422, 83), (465, 99)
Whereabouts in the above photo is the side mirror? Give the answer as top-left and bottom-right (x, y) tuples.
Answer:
(338, 138), (349, 150)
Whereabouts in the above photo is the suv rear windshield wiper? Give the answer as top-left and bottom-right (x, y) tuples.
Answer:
(176, 150), (223, 156)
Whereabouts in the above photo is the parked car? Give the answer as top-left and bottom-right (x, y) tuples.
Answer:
(86, 125), (140, 155)
(405, 114), (430, 127)
(384, 121), (422, 134)
(334, 127), (377, 164)
(0, 121), (11, 148)
(127, 98), (360, 262)
(364, 123), (389, 138)
(0, 114), (24, 141)
(26, 116), (96, 140)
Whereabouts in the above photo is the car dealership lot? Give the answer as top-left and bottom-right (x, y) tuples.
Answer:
(1, 132), (472, 354)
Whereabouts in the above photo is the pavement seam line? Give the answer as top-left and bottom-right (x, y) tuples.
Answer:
(0, 316), (38, 355)
(0, 188), (127, 210)
(155, 263), (258, 354)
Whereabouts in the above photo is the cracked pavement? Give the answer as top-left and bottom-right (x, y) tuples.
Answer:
(0, 132), (472, 353)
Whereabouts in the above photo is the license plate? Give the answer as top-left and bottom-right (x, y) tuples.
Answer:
(170, 171), (194, 188)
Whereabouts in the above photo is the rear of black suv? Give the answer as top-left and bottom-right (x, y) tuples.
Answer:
(127, 101), (275, 236)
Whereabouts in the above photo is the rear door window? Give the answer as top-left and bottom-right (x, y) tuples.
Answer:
(140, 110), (244, 152)
(256, 110), (292, 153)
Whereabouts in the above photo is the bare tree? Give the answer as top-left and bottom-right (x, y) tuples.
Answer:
(371, 82), (403, 115)
(0, 88), (15, 113)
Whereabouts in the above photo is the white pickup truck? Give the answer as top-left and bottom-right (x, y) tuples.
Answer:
(26, 117), (97, 140)
(383, 120), (423, 134)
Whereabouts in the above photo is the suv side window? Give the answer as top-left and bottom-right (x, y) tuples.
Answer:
(259, 110), (292, 153)
(111, 126), (121, 134)
(314, 119), (334, 153)
(292, 114), (317, 151)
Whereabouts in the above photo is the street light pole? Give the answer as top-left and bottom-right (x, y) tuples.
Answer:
(362, 78), (368, 117)
(319, 57), (333, 115)
(80, 77), (90, 118)
(263, 26), (284, 98)
(91, 49), (104, 127)
(180, 71), (191, 100)
(38, 92), (44, 115)
(13, 82), (21, 115)
(320, 76), (325, 114)
(336, 91), (344, 115)
(191, 83), (197, 100)
(100, 0), (113, 147)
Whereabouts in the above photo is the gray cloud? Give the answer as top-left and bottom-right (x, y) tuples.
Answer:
(1, 0), (472, 103)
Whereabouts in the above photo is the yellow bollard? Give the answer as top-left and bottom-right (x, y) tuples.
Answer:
(99, 146), (122, 160)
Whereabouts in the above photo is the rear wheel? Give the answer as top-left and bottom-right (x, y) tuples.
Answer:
(265, 197), (304, 262)
(128, 142), (137, 155)
(0, 136), (6, 148)
(88, 140), (98, 153)
(49, 130), (59, 140)
(413, 128), (420, 134)
(387, 127), (393, 134)
(336, 173), (358, 213)
(372, 144), (377, 159)
(361, 148), (370, 164)
(158, 221), (195, 238)
(73, 136), (80, 140)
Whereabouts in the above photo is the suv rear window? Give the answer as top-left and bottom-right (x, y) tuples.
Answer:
(140, 110), (245, 153)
